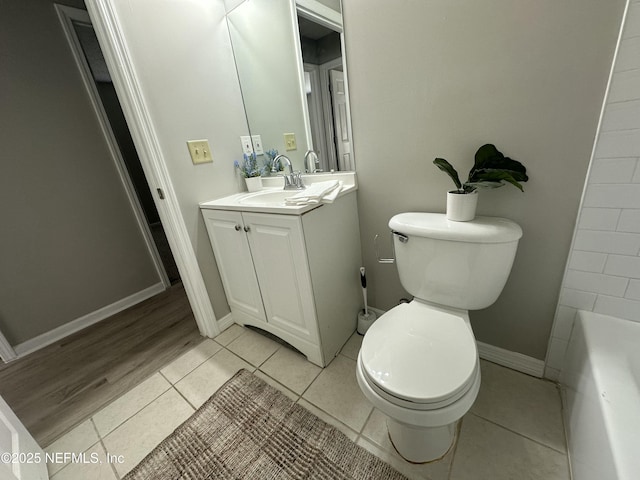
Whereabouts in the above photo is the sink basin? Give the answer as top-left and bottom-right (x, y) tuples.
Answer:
(238, 189), (294, 206)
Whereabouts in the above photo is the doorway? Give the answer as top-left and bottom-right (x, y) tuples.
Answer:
(297, 13), (353, 172)
(56, 5), (179, 285)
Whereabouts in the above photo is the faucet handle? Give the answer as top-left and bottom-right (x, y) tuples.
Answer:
(293, 172), (305, 189)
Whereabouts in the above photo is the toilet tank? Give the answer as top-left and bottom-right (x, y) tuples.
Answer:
(389, 213), (523, 310)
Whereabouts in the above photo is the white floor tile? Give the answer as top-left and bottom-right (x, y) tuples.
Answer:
(302, 355), (372, 432)
(226, 328), (281, 367)
(213, 323), (246, 346)
(253, 370), (299, 401)
(160, 339), (222, 384)
(45, 327), (572, 480)
(50, 442), (116, 480)
(174, 348), (254, 408)
(102, 388), (194, 477)
(450, 414), (570, 480)
(92, 373), (171, 437)
(472, 360), (566, 452)
(259, 347), (321, 395)
(340, 332), (363, 361)
(356, 437), (435, 480)
(297, 398), (359, 441)
(45, 419), (99, 476)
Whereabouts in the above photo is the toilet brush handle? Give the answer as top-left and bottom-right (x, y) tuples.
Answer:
(360, 267), (369, 316)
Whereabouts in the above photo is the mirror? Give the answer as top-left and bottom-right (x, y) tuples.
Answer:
(226, 0), (354, 173)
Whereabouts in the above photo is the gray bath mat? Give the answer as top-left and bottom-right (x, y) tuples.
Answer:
(123, 369), (407, 479)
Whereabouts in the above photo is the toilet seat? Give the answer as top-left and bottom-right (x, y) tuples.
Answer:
(359, 301), (478, 410)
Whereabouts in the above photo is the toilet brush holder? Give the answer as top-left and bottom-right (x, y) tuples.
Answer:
(357, 307), (383, 335)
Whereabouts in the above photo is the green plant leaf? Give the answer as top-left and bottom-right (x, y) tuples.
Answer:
(433, 158), (462, 191)
(473, 144), (501, 170)
(467, 169), (525, 191)
(469, 144), (528, 186)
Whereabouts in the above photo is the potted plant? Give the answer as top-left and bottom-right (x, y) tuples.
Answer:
(234, 153), (266, 191)
(433, 144), (528, 221)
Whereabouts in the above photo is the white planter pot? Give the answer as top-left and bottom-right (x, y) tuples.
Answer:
(446, 190), (478, 222)
(245, 176), (262, 192)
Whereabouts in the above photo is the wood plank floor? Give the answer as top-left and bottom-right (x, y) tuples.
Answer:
(0, 283), (203, 447)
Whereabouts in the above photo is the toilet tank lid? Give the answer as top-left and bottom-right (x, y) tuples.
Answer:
(389, 213), (523, 243)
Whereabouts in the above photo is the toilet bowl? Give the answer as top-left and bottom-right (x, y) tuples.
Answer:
(356, 300), (481, 462)
(356, 213), (522, 463)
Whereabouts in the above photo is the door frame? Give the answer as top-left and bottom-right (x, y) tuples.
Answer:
(0, 336), (17, 363)
(0, 394), (49, 479)
(55, 4), (171, 289)
(319, 57), (343, 171)
(82, 0), (219, 338)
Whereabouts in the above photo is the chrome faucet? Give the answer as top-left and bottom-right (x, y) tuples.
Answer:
(304, 150), (322, 173)
(274, 154), (305, 190)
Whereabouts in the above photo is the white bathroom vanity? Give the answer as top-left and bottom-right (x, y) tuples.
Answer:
(200, 173), (362, 367)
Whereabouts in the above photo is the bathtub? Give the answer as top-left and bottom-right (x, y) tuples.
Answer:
(560, 310), (640, 480)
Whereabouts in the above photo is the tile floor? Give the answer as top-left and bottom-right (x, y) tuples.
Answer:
(44, 324), (571, 480)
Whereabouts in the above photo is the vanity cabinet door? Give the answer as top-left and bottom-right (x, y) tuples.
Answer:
(242, 212), (319, 344)
(201, 209), (266, 323)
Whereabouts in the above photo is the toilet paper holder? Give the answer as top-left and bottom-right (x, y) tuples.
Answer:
(375, 231), (407, 264)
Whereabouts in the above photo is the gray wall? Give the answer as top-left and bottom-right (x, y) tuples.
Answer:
(343, 0), (626, 360)
(0, 0), (159, 345)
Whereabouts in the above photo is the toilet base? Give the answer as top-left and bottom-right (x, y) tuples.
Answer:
(386, 417), (456, 463)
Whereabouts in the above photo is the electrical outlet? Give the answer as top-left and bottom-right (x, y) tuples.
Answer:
(186, 140), (213, 165)
(251, 135), (264, 155)
(240, 136), (254, 155)
(284, 133), (297, 151)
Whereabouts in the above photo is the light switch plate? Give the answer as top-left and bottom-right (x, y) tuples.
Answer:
(251, 135), (264, 155)
(186, 140), (213, 165)
(284, 133), (297, 151)
(240, 136), (254, 155)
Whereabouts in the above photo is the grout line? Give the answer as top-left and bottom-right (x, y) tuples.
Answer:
(157, 370), (171, 384)
(220, 345), (259, 373)
(256, 369), (301, 402)
(94, 379), (173, 440)
(468, 412), (568, 456)
(359, 405), (376, 436)
(91, 418), (121, 480)
(171, 384), (198, 412)
(297, 365), (324, 400)
(254, 343), (282, 369)
(159, 342), (223, 386)
(296, 396), (360, 440)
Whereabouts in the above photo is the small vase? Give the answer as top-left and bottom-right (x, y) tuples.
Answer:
(245, 176), (262, 192)
(446, 190), (478, 222)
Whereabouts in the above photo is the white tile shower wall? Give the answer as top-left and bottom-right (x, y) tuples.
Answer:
(545, 1), (640, 380)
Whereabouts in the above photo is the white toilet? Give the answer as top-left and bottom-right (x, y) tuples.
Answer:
(356, 212), (522, 463)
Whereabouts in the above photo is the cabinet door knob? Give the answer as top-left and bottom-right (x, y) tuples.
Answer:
(243, 225), (251, 233)
(234, 224), (241, 231)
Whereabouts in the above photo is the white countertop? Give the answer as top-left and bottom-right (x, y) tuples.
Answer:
(200, 172), (357, 215)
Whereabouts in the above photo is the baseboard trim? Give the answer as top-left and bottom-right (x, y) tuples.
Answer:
(216, 312), (234, 332)
(211, 311), (546, 378)
(13, 283), (166, 359)
(477, 341), (545, 378)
